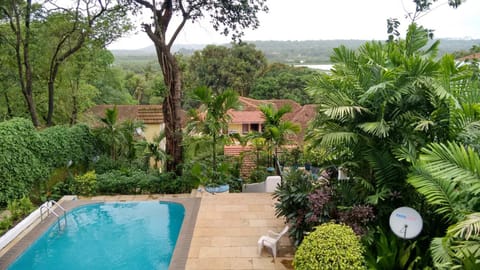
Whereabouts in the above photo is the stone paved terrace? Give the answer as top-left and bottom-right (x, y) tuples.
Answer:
(187, 192), (294, 270)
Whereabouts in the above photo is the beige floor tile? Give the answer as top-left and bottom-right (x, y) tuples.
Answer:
(198, 247), (222, 258)
(186, 193), (294, 269)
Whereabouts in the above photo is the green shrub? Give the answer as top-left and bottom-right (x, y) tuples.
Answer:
(92, 155), (123, 174)
(0, 118), (48, 206)
(0, 118), (97, 206)
(96, 170), (194, 195)
(37, 124), (98, 169)
(7, 197), (35, 221)
(97, 169), (152, 194)
(0, 218), (13, 235)
(153, 173), (195, 194)
(293, 223), (365, 270)
(273, 169), (315, 246)
(248, 167), (269, 183)
(72, 171), (97, 196)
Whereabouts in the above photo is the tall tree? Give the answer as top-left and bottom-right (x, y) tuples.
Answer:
(40, 0), (131, 126)
(130, 0), (268, 175)
(187, 43), (267, 96)
(0, 0), (131, 126)
(0, 0), (40, 126)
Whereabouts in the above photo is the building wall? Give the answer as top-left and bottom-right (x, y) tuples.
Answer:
(228, 123), (243, 134)
(143, 123), (166, 150)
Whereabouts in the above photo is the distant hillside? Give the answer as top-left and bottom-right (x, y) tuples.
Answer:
(111, 39), (480, 67)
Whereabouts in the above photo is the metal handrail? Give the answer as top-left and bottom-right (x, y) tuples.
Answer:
(39, 200), (67, 228)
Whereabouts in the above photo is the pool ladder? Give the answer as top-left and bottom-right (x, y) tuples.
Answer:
(40, 200), (67, 229)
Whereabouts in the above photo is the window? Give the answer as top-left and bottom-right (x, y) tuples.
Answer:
(242, 124), (249, 134)
(251, 123), (259, 132)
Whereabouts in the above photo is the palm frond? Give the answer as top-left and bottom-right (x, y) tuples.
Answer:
(331, 45), (358, 68)
(430, 237), (454, 269)
(359, 81), (401, 104)
(317, 131), (359, 148)
(448, 213), (480, 240)
(357, 119), (391, 138)
(419, 142), (480, 191)
(322, 105), (369, 120)
(414, 119), (435, 132)
(405, 23), (430, 56)
(407, 166), (460, 221)
(392, 143), (418, 165)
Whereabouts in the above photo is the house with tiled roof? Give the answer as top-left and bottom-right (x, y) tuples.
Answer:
(457, 52), (480, 62)
(84, 105), (164, 143)
(226, 96), (315, 143)
(225, 97), (317, 178)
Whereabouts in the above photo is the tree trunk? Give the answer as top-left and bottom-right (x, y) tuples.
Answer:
(212, 133), (217, 173)
(156, 46), (183, 176)
(22, 90), (39, 126)
(4, 93), (13, 119)
(47, 80), (55, 126)
(10, 0), (40, 127)
(70, 89), (78, 125)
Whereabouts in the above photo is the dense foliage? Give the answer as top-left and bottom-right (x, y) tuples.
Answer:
(0, 118), (99, 206)
(0, 119), (47, 206)
(274, 169), (375, 246)
(273, 22), (480, 268)
(250, 63), (318, 105)
(0, 197), (35, 235)
(186, 43), (267, 97)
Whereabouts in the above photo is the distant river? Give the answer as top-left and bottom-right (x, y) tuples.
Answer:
(294, 64), (333, 71)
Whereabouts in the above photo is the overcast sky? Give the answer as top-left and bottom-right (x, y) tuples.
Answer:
(108, 0), (480, 50)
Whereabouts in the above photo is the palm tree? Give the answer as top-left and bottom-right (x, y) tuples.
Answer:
(259, 103), (300, 175)
(95, 106), (125, 160)
(136, 132), (167, 171)
(305, 23), (464, 208)
(188, 86), (241, 176)
(408, 142), (480, 269)
(94, 106), (143, 161)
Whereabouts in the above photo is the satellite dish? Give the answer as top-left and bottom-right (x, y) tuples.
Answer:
(389, 206), (423, 239)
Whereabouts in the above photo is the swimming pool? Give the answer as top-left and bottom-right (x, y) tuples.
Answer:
(8, 201), (185, 270)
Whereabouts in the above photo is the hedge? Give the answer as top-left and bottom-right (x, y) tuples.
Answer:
(0, 118), (97, 206)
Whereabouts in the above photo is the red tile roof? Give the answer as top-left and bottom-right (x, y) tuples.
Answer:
(230, 97), (317, 144)
(229, 110), (265, 124)
(86, 105), (163, 124)
(237, 96), (302, 112)
(458, 53), (480, 62)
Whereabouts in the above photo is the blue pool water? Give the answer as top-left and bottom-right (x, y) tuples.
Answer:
(8, 201), (184, 270)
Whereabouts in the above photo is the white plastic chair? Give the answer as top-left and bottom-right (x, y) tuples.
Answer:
(257, 225), (289, 259)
